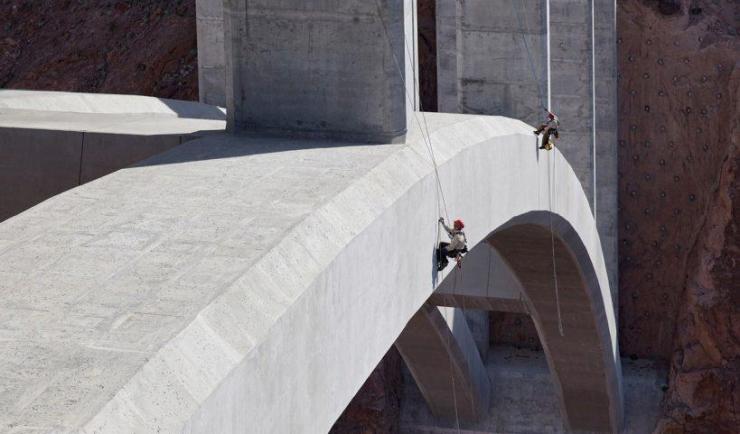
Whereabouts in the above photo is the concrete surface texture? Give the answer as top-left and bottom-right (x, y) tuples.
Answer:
(222, 0), (410, 142)
(0, 91), (225, 221)
(615, 2), (739, 431)
(0, 111), (618, 433)
(434, 0), (618, 300)
(196, 0), (226, 106)
(401, 346), (666, 434)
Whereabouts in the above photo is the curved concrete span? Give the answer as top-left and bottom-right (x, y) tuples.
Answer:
(0, 112), (620, 433)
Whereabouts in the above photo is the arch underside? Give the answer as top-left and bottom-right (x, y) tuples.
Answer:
(488, 218), (620, 433)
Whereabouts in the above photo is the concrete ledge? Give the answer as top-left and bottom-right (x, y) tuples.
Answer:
(0, 91), (226, 221)
(0, 90), (226, 119)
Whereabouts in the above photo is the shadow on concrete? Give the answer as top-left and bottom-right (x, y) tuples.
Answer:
(134, 133), (399, 168)
(158, 97), (226, 121)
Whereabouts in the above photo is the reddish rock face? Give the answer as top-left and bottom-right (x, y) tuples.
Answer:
(653, 153), (739, 433)
(0, 0), (198, 100)
(617, 0), (737, 360)
(618, 1), (739, 431)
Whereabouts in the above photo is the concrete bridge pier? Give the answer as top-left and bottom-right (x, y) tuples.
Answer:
(221, 0), (413, 142)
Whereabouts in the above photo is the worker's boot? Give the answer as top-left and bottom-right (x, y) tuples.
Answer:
(437, 257), (449, 271)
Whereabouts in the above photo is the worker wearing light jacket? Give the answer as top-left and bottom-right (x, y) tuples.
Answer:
(437, 217), (468, 271)
(534, 112), (560, 150)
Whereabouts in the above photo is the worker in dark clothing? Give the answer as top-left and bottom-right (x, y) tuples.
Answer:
(534, 112), (560, 150)
(437, 217), (468, 271)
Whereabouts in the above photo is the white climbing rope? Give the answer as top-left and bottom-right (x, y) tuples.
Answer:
(513, 0), (565, 336)
(371, 3), (461, 432)
(371, 0), (450, 223)
(513, 0), (548, 112)
(548, 152), (565, 337)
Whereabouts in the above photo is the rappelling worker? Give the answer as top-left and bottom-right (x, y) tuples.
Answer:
(437, 217), (468, 271)
(533, 112), (560, 150)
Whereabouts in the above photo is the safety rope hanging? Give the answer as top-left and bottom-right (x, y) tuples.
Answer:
(371, 0), (450, 224)
(512, 0), (565, 335)
(371, 3), (461, 432)
(512, 0), (548, 112)
(548, 152), (565, 336)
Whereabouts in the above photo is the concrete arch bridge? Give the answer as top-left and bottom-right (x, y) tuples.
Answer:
(0, 111), (621, 433)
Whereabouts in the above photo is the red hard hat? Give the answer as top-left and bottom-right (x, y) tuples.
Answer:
(453, 219), (464, 230)
(548, 112), (555, 119)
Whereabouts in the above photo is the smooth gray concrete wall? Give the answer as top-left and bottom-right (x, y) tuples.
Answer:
(196, 0), (226, 106)
(436, 0), (547, 126)
(79, 134), (183, 183)
(203, 0), (419, 131)
(435, 0), (618, 301)
(223, 0), (410, 142)
(548, 0), (595, 211)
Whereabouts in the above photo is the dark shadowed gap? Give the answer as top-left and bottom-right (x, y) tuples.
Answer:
(417, 0), (438, 112)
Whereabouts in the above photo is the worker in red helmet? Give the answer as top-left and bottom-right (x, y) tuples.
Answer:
(533, 111), (560, 150)
(437, 217), (468, 271)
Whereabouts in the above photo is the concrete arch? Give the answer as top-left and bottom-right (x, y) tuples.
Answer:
(488, 213), (623, 433)
(0, 112), (620, 433)
(406, 211), (624, 433)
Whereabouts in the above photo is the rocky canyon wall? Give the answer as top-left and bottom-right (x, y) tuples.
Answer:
(0, 0), (197, 100)
(617, 1), (738, 431)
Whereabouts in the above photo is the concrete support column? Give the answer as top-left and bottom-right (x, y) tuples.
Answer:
(436, 0), (548, 126)
(593, 0), (618, 297)
(196, 0), (226, 106)
(222, 0), (410, 142)
(463, 310), (490, 361)
(396, 303), (491, 425)
(548, 0), (595, 202)
(435, 0), (461, 113)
